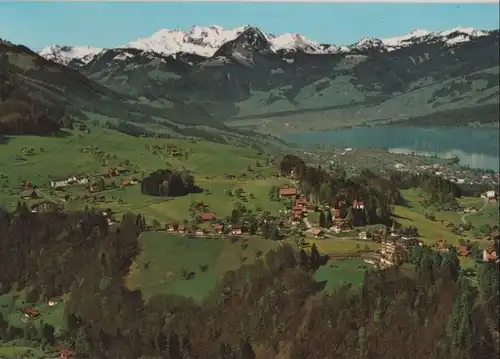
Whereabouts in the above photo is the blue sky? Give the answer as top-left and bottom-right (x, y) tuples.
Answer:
(1, 2), (499, 50)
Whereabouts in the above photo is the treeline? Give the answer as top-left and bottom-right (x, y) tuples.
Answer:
(0, 207), (111, 298)
(0, 54), (64, 136)
(279, 154), (402, 225)
(141, 169), (201, 197)
(0, 208), (499, 359)
(389, 172), (463, 207)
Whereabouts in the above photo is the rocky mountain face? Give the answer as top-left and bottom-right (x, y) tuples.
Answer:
(31, 25), (500, 133)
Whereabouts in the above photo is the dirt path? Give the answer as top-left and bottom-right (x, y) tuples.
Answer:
(461, 197), (488, 224)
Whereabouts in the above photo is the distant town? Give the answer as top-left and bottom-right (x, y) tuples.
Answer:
(300, 147), (499, 188)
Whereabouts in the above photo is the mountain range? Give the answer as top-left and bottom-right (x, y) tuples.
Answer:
(1, 24), (498, 141)
(39, 25), (491, 62)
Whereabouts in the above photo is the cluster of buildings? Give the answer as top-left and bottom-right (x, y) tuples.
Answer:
(166, 221), (244, 237)
(380, 234), (421, 267)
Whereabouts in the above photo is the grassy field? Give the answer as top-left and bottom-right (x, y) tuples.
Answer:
(395, 189), (494, 246)
(465, 203), (499, 230)
(0, 127), (288, 224)
(0, 342), (50, 359)
(309, 238), (381, 254)
(126, 232), (280, 302)
(93, 177), (290, 225)
(314, 259), (371, 294)
(0, 291), (66, 335)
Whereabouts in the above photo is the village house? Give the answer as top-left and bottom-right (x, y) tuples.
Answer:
(295, 197), (307, 207)
(177, 226), (186, 234)
(483, 248), (498, 262)
(332, 218), (350, 232)
(485, 190), (497, 199)
(352, 200), (365, 210)
(331, 208), (341, 219)
(122, 178), (139, 187)
(23, 307), (40, 320)
(464, 206), (479, 213)
(60, 347), (73, 359)
(20, 180), (34, 189)
(50, 179), (69, 188)
(291, 205), (303, 220)
(167, 223), (177, 232)
(457, 245), (469, 257)
(195, 228), (205, 236)
(231, 227), (242, 235)
(358, 231), (368, 240)
(279, 186), (297, 198)
(20, 189), (38, 200)
(31, 200), (61, 213)
(435, 239), (449, 252)
(215, 223), (223, 234)
(310, 228), (323, 238)
(48, 296), (64, 307)
(440, 220), (454, 228)
(199, 212), (216, 222)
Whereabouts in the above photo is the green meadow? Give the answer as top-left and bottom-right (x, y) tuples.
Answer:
(314, 259), (372, 294)
(0, 127), (289, 225)
(126, 232), (280, 302)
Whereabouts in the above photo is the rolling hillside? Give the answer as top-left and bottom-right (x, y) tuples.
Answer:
(0, 38), (285, 149)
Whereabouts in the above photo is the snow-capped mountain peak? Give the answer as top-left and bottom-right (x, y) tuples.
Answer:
(38, 45), (103, 65)
(123, 25), (248, 57)
(380, 27), (489, 50)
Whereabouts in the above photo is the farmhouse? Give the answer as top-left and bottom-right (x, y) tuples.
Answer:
(295, 197), (307, 207)
(352, 200), (365, 209)
(48, 296), (64, 307)
(457, 245), (470, 257)
(50, 179), (69, 188)
(310, 228), (323, 238)
(231, 227), (242, 235)
(279, 187), (297, 198)
(20, 180), (34, 189)
(199, 212), (216, 222)
(60, 348), (73, 359)
(177, 226), (186, 234)
(31, 200), (61, 213)
(486, 190), (497, 199)
(464, 206), (479, 213)
(23, 307), (40, 320)
(167, 223), (177, 232)
(483, 248), (498, 262)
(20, 189), (38, 200)
(440, 220), (454, 228)
(435, 239), (449, 252)
(195, 228), (205, 236)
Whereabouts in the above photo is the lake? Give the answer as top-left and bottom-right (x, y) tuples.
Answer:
(282, 126), (500, 171)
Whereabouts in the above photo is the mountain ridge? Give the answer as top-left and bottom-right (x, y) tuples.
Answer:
(38, 25), (494, 64)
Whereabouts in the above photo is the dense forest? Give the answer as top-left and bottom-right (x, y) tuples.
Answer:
(141, 169), (201, 197)
(0, 208), (498, 359)
(279, 154), (403, 225)
(0, 54), (64, 136)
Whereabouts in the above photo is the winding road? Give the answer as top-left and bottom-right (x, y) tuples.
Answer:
(461, 197), (489, 224)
